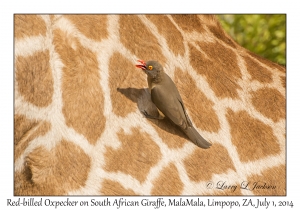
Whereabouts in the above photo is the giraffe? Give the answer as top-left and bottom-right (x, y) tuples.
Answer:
(14, 14), (286, 196)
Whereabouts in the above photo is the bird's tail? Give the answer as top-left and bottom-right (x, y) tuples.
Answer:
(184, 126), (212, 149)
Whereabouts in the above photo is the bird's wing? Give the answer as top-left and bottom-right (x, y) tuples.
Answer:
(177, 98), (193, 127)
(151, 86), (187, 129)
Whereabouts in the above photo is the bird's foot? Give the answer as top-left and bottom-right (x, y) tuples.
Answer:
(142, 110), (161, 120)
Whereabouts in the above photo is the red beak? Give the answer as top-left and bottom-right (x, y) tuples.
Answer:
(135, 59), (147, 70)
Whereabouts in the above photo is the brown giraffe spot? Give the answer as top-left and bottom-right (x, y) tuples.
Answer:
(14, 114), (51, 160)
(248, 51), (286, 73)
(171, 14), (205, 34)
(184, 144), (235, 182)
(53, 29), (105, 145)
(281, 76), (286, 89)
(208, 25), (237, 48)
(109, 52), (145, 117)
(15, 140), (91, 195)
(119, 15), (166, 64)
(251, 88), (285, 122)
(14, 15), (46, 39)
(243, 55), (273, 83)
(65, 15), (108, 41)
(198, 15), (218, 25)
(147, 118), (186, 149)
(226, 109), (281, 162)
(189, 42), (241, 99)
(16, 50), (54, 107)
(246, 164), (286, 195)
(175, 68), (220, 132)
(100, 180), (137, 195)
(151, 163), (183, 195)
(146, 15), (185, 56)
(104, 128), (161, 183)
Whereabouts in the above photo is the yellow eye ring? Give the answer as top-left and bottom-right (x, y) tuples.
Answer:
(148, 65), (153, 70)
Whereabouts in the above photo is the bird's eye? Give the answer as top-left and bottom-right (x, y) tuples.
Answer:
(148, 65), (153, 70)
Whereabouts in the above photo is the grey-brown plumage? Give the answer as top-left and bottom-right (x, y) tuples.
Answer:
(136, 60), (212, 149)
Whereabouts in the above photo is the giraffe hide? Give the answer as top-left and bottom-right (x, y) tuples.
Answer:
(14, 14), (286, 196)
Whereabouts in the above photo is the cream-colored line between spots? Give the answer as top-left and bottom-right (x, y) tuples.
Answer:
(187, 30), (216, 44)
(140, 159), (171, 194)
(241, 153), (285, 182)
(69, 169), (142, 195)
(273, 119), (286, 146)
(229, 91), (279, 129)
(168, 15), (214, 45)
(174, 159), (200, 194)
(138, 15), (174, 60)
(104, 171), (147, 195)
(98, 117), (123, 148)
(236, 52), (252, 82)
(97, 53), (114, 117)
(52, 16), (79, 38)
(270, 73), (286, 97)
(68, 147), (108, 195)
(15, 121), (44, 147)
(39, 14), (50, 23)
(15, 35), (47, 57)
(251, 55), (285, 76)
(14, 93), (53, 122)
(186, 67), (218, 104)
(142, 143), (196, 194)
(214, 127), (246, 178)
(39, 15), (53, 33)
(14, 127), (60, 172)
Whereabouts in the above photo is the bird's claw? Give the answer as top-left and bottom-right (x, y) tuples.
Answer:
(142, 110), (150, 118)
(142, 110), (159, 119)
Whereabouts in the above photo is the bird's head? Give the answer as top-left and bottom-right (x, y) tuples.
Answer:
(135, 60), (163, 79)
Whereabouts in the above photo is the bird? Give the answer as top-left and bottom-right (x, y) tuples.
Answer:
(135, 59), (212, 149)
